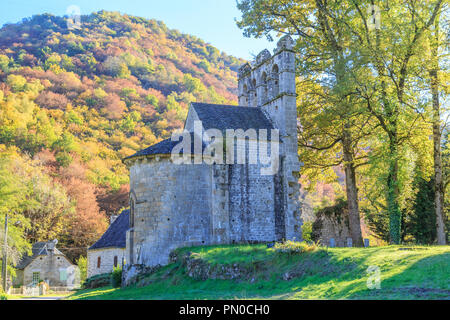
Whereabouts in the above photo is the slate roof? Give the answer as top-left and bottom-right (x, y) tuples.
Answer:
(191, 103), (274, 132)
(16, 242), (65, 270)
(89, 209), (130, 250)
(124, 132), (206, 159)
(125, 103), (275, 160)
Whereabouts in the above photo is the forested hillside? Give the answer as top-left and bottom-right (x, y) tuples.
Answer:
(0, 11), (244, 261)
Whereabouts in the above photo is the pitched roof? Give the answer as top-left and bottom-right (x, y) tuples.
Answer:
(124, 103), (275, 161)
(89, 209), (130, 250)
(191, 103), (274, 132)
(16, 241), (65, 270)
(124, 132), (206, 159)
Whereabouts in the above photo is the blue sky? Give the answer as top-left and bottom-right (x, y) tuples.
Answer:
(0, 0), (274, 60)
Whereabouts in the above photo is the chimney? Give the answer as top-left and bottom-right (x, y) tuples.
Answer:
(47, 239), (57, 252)
(110, 215), (118, 225)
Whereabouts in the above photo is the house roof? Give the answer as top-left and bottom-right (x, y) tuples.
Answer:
(191, 103), (274, 132)
(89, 209), (130, 250)
(124, 103), (275, 160)
(16, 241), (65, 270)
(124, 132), (206, 159)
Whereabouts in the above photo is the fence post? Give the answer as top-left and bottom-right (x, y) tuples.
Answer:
(1, 214), (8, 292)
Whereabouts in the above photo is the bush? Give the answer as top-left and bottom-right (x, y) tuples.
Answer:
(111, 267), (122, 288)
(301, 221), (313, 242)
(83, 273), (111, 289)
(76, 256), (87, 284)
(0, 285), (7, 300)
(272, 241), (319, 254)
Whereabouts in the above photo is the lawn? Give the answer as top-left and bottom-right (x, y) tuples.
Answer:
(68, 245), (450, 300)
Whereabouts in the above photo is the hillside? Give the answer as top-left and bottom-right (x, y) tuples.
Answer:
(68, 244), (450, 300)
(0, 11), (244, 260)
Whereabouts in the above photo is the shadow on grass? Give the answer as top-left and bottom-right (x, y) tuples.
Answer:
(69, 248), (450, 300)
(70, 249), (359, 300)
(349, 252), (450, 300)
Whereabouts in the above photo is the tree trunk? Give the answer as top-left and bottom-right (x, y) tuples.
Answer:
(342, 125), (364, 247)
(429, 19), (446, 244)
(388, 135), (401, 244)
(432, 93), (446, 245)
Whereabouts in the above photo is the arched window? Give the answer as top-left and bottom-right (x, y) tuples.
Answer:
(129, 192), (136, 265)
(114, 256), (118, 268)
(243, 84), (248, 104)
(97, 256), (101, 268)
(130, 195), (135, 228)
(261, 72), (268, 103)
(252, 79), (257, 99)
(272, 64), (280, 96)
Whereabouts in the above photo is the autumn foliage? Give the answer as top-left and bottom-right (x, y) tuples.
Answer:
(0, 11), (242, 261)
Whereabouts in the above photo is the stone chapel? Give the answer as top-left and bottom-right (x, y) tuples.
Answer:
(122, 35), (302, 281)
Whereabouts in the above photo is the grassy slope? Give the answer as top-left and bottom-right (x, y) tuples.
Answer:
(68, 245), (450, 300)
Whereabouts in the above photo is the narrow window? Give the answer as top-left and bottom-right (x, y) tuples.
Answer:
(97, 256), (101, 268)
(130, 197), (135, 228)
(114, 256), (118, 268)
(262, 72), (268, 102)
(243, 84), (248, 104)
(32, 272), (40, 286)
(272, 65), (280, 96)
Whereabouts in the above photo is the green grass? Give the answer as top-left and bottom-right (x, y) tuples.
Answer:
(68, 244), (450, 300)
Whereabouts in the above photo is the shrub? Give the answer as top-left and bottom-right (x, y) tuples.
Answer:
(38, 280), (50, 292)
(272, 241), (319, 255)
(76, 256), (87, 284)
(111, 267), (122, 288)
(0, 284), (7, 300)
(55, 152), (73, 167)
(83, 273), (111, 289)
(301, 221), (313, 242)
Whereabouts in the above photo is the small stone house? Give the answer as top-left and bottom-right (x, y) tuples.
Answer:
(87, 209), (129, 278)
(13, 240), (77, 288)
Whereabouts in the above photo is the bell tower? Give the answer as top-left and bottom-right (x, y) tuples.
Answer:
(237, 35), (302, 241)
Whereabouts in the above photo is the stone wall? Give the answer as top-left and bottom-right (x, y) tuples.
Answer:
(237, 35), (302, 241)
(228, 163), (281, 242)
(312, 201), (351, 247)
(127, 157), (214, 267)
(87, 248), (126, 278)
(19, 254), (75, 287)
(125, 155), (294, 272)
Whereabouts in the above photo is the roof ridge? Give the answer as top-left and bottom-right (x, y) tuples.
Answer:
(191, 102), (245, 109)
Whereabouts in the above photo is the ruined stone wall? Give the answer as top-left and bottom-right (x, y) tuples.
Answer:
(87, 248), (125, 278)
(312, 208), (351, 247)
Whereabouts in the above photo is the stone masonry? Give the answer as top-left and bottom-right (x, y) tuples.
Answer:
(122, 36), (302, 283)
(13, 241), (77, 288)
(87, 248), (126, 278)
